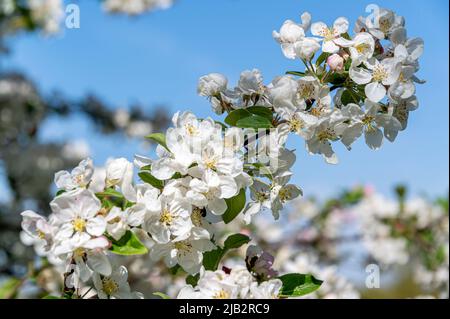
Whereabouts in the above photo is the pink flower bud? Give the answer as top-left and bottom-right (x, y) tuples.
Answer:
(327, 53), (344, 72)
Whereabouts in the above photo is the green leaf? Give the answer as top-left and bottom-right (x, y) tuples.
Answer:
(146, 133), (168, 151)
(0, 278), (21, 299)
(138, 171), (164, 189)
(246, 106), (273, 121)
(202, 247), (225, 271)
(247, 162), (274, 179)
(236, 115), (272, 129)
(222, 189), (246, 224)
(96, 188), (126, 208)
(225, 108), (273, 129)
(316, 52), (330, 66)
(56, 189), (66, 196)
(286, 71), (306, 77)
(224, 233), (250, 249)
(169, 265), (182, 275)
(278, 273), (323, 297)
(96, 188), (124, 199)
(109, 230), (148, 256)
(327, 73), (347, 85)
(153, 292), (171, 299)
(341, 89), (361, 105)
(186, 274), (200, 287)
(203, 233), (250, 271)
(42, 295), (62, 299)
(224, 109), (252, 126)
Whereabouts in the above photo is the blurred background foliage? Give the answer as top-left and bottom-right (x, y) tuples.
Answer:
(0, 0), (170, 280)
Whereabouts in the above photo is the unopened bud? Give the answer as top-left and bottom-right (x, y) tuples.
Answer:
(327, 53), (344, 72)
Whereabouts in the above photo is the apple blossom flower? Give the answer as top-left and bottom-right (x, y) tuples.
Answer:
(348, 32), (375, 67)
(54, 158), (94, 191)
(293, 37), (321, 60)
(340, 100), (402, 150)
(273, 20), (306, 59)
(143, 192), (192, 244)
(349, 57), (401, 102)
(50, 189), (106, 242)
(150, 228), (215, 274)
(106, 158), (137, 202)
(186, 170), (238, 216)
(311, 17), (352, 53)
(92, 265), (135, 299)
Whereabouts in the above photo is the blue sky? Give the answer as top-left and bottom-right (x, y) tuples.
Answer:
(2, 0), (449, 200)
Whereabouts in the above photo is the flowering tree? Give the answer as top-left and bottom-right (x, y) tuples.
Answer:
(13, 5), (430, 299)
(0, 0), (170, 279)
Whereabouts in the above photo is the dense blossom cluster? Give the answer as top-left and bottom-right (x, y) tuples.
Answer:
(199, 7), (424, 163)
(18, 6), (433, 299)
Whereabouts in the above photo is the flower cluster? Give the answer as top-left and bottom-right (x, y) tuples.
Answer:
(199, 7), (424, 163)
(178, 267), (282, 299)
(178, 246), (282, 299)
(19, 6), (428, 299)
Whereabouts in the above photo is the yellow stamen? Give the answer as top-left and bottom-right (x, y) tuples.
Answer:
(355, 43), (370, 54)
(72, 218), (86, 233)
(73, 248), (85, 258)
(372, 65), (388, 82)
(317, 128), (335, 141)
(205, 159), (217, 170)
(159, 209), (173, 225)
(214, 289), (230, 299)
(174, 240), (192, 252)
(289, 117), (304, 133)
(102, 277), (119, 296)
(362, 115), (376, 132)
(191, 207), (204, 227)
(278, 188), (292, 202)
(185, 124), (199, 136)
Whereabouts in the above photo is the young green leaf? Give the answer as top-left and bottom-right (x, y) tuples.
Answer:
(96, 188), (126, 208)
(138, 171), (164, 189)
(315, 52), (330, 66)
(56, 189), (66, 196)
(222, 188), (246, 224)
(286, 71), (306, 77)
(246, 106), (273, 121)
(278, 273), (323, 297)
(224, 109), (252, 126)
(109, 230), (148, 256)
(186, 273), (200, 287)
(202, 247), (225, 271)
(224, 233), (250, 249)
(169, 264), (182, 275)
(153, 292), (171, 299)
(146, 133), (169, 151)
(0, 278), (21, 299)
(236, 115), (272, 129)
(203, 233), (250, 271)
